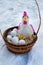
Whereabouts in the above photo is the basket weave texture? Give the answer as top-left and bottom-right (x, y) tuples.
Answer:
(3, 26), (37, 54)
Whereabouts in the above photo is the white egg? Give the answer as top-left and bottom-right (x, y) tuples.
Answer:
(10, 28), (17, 37)
(7, 35), (12, 41)
(11, 36), (19, 44)
(19, 40), (26, 45)
(13, 28), (17, 32)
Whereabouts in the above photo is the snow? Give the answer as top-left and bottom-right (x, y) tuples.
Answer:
(0, 0), (43, 65)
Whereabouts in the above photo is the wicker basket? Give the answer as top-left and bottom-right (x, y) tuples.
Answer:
(0, 0), (41, 54)
(3, 26), (37, 54)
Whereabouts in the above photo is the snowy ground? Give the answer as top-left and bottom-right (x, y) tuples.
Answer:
(0, 0), (43, 65)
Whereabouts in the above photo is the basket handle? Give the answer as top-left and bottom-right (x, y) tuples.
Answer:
(35, 0), (41, 35)
(0, 30), (3, 37)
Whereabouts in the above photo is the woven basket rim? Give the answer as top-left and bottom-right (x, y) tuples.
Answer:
(3, 26), (37, 46)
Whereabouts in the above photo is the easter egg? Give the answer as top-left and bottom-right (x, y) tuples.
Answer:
(7, 35), (12, 41)
(19, 40), (26, 45)
(10, 28), (17, 37)
(13, 28), (17, 32)
(11, 36), (19, 44)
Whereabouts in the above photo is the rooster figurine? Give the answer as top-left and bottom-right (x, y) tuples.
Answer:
(18, 11), (35, 40)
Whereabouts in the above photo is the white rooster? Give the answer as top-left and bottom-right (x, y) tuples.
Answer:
(18, 11), (35, 39)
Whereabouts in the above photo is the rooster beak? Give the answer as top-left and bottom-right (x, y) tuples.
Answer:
(23, 17), (28, 22)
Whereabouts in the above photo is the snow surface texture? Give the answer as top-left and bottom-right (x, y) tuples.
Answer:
(0, 0), (43, 65)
